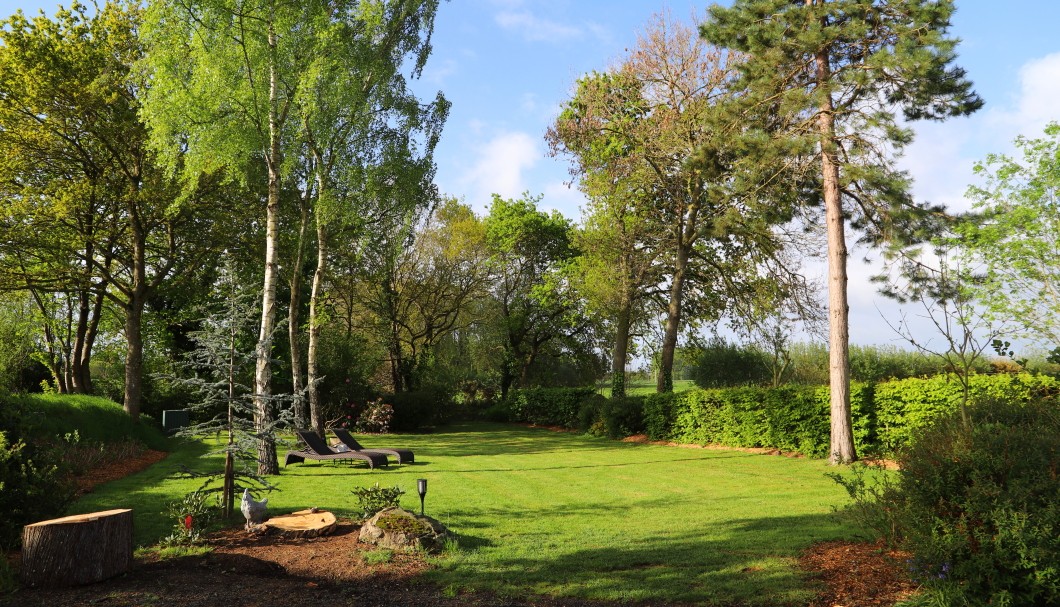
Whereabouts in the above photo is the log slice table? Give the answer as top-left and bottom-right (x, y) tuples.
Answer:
(259, 509), (337, 539)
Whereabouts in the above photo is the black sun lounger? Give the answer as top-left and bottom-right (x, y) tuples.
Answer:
(285, 429), (389, 468)
(331, 427), (415, 464)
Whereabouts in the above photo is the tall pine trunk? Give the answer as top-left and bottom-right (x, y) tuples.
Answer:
(254, 16), (280, 475)
(815, 44), (856, 465)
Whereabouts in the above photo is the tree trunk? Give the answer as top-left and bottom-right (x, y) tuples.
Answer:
(21, 509), (133, 588)
(289, 200), (310, 429)
(611, 300), (631, 398)
(70, 289), (92, 394)
(815, 43), (857, 465)
(657, 240), (689, 393)
(123, 299), (144, 423)
(254, 16), (281, 476)
(307, 215), (327, 437)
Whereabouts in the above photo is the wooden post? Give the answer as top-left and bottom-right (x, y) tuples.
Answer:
(20, 508), (133, 587)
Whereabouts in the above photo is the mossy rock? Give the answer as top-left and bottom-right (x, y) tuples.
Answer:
(359, 507), (450, 553)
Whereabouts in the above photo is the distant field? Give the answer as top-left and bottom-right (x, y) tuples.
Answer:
(597, 378), (695, 397)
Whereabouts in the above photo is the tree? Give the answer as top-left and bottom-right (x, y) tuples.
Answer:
(143, 0), (328, 473)
(0, 2), (225, 420)
(483, 193), (585, 399)
(298, 0), (448, 432)
(960, 123), (1060, 352)
(702, 0), (982, 464)
(877, 220), (1010, 426)
(550, 11), (806, 395)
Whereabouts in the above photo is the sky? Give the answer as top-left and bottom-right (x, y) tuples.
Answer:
(4, 0), (1060, 349)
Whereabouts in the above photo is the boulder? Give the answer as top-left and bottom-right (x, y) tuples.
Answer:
(359, 507), (451, 552)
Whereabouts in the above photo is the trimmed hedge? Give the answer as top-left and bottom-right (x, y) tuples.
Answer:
(641, 373), (1057, 457)
(504, 387), (598, 428)
(874, 373), (1059, 452)
(644, 384), (874, 458)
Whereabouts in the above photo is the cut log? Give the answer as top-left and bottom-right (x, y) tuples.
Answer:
(21, 508), (133, 588)
(260, 509), (337, 539)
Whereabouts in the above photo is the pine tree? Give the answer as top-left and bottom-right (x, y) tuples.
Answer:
(702, 0), (982, 464)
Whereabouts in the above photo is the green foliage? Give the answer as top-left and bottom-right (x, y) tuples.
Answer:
(351, 483), (405, 520)
(961, 122), (1060, 351)
(874, 373), (1058, 452)
(643, 392), (678, 441)
(158, 488), (220, 547)
(0, 431), (75, 549)
(690, 341), (977, 388)
(577, 394), (645, 439)
(643, 384), (875, 457)
(841, 398), (1060, 606)
(690, 339), (771, 387)
(504, 387), (597, 428)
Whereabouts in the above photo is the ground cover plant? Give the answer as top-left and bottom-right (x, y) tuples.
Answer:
(66, 421), (857, 606)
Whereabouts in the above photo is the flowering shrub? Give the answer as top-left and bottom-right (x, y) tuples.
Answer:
(354, 399), (393, 434)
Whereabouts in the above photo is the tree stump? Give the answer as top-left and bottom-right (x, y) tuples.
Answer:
(21, 508), (133, 588)
(260, 509), (337, 539)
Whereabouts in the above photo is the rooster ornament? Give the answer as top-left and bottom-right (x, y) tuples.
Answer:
(240, 488), (268, 530)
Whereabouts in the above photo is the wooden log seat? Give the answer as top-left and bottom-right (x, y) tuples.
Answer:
(20, 508), (133, 587)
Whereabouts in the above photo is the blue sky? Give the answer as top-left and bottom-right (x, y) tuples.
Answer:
(4, 0), (1060, 348)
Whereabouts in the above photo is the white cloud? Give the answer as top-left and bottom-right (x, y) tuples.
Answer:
(987, 52), (1060, 136)
(459, 131), (540, 207)
(495, 10), (582, 42)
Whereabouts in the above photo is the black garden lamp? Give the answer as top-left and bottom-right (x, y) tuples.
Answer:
(417, 478), (428, 516)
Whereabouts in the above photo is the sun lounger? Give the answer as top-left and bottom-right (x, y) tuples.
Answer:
(331, 427), (415, 464)
(285, 429), (389, 468)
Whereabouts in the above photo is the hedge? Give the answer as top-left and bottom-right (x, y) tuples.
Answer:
(641, 373), (1057, 457)
(504, 387), (598, 428)
(874, 372), (1059, 452)
(643, 384), (874, 458)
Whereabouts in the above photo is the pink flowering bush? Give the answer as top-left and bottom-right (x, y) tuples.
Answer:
(354, 398), (393, 434)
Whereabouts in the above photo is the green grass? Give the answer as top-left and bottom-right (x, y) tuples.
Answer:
(598, 378), (695, 397)
(71, 421), (857, 605)
(6, 393), (168, 449)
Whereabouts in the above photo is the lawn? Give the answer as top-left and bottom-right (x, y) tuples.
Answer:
(72, 422), (857, 605)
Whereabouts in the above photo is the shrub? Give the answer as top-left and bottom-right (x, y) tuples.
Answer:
(353, 399), (394, 433)
(840, 397), (1060, 606)
(159, 488), (220, 547)
(643, 384), (875, 457)
(643, 392), (678, 441)
(351, 483), (405, 519)
(504, 387), (597, 428)
(577, 395), (645, 439)
(0, 431), (75, 549)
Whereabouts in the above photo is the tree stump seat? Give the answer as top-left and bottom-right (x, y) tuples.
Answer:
(21, 508), (133, 588)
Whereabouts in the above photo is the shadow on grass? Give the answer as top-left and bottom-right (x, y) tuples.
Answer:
(431, 512), (845, 605)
